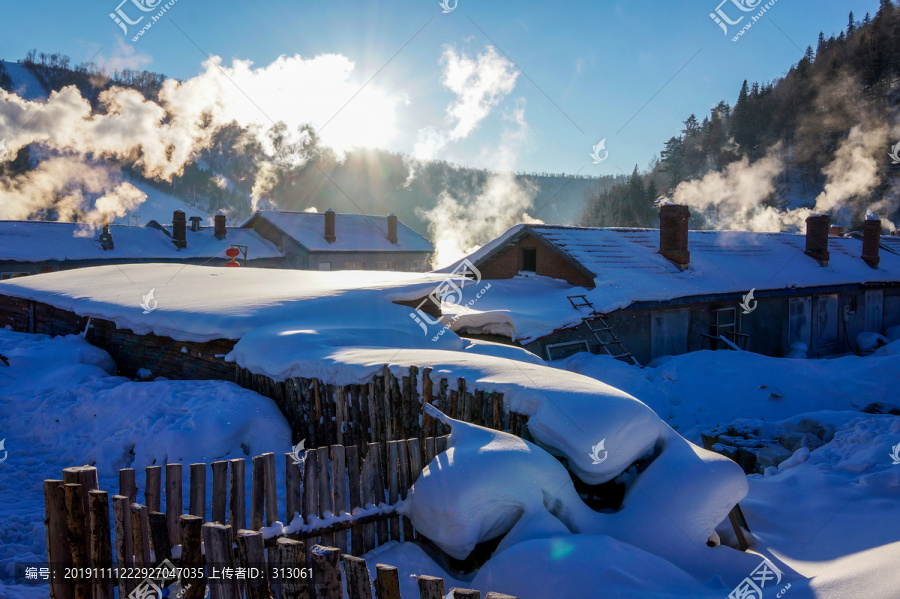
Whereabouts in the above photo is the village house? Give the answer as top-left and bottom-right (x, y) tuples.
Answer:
(0, 211), (284, 278)
(455, 205), (900, 363)
(240, 209), (433, 272)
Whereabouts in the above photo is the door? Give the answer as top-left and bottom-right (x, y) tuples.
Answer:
(865, 290), (883, 333)
(789, 297), (812, 349)
(650, 309), (690, 359)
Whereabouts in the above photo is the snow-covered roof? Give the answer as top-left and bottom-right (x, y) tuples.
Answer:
(243, 210), (433, 253)
(476, 224), (900, 295)
(0, 220), (283, 263)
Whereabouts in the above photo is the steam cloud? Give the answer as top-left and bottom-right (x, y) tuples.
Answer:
(414, 46), (543, 267)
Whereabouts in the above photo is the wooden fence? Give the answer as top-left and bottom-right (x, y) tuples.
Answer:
(237, 365), (531, 451)
(42, 436), (522, 599)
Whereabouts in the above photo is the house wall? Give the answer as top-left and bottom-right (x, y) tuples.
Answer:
(307, 251), (432, 272)
(1, 257), (285, 278)
(478, 233), (594, 287)
(521, 284), (900, 364)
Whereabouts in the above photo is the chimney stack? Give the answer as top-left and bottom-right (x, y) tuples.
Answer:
(387, 213), (398, 244)
(214, 212), (226, 240)
(659, 204), (691, 268)
(189, 216), (202, 232)
(172, 210), (187, 249)
(99, 216), (114, 251)
(804, 214), (830, 265)
(324, 208), (336, 243)
(829, 225), (844, 237)
(862, 214), (881, 269)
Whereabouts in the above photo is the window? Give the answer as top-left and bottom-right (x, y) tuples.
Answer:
(650, 309), (689, 360)
(344, 261), (365, 270)
(376, 261), (397, 271)
(318, 262), (331, 271)
(816, 294), (839, 347)
(545, 340), (590, 361)
(521, 247), (537, 272)
(865, 289), (884, 332)
(789, 297), (812, 348)
(410, 260), (428, 272)
(713, 308), (737, 338)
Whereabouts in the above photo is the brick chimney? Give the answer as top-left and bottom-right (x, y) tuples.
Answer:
(862, 215), (881, 269)
(659, 204), (691, 268)
(829, 225), (844, 237)
(324, 208), (336, 243)
(804, 214), (830, 265)
(214, 212), (226, 240)
(99, 216), (114, 251)
(172, 210), (187, 249)
(387, 213), (398, 244)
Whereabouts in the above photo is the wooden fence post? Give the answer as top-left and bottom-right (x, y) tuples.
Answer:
(263, 453), (277, 527)
(211, 461), (228, 524)
(119, 468), (137, 503)
(316, 447), (335, 547)
(450, 590), (480, 599)
(252, 455), (266, 530)
(422, 368), (435, 438)
(43, 480), (73, 599)
(331, 446), (348, 553)
(417, 576), (444, 599)
(342, 555), (373, 599)
(286, 452), (302, 525)
(236, 530), (270, 599)
(166, 463), (183, 545)
(397, 441), (413, 541)
(148, 510), (172, 561)
(230, 459), (247, 534)
(88, 490), (114, 599)
(425, 438), (435, 465)
(275, 538), (309, 599)
(131, 504), (151, 565)
(63, 466), (98, 536)
(302, 450), (319, 544)
(190, 463), (207, 520)
(374, 565), (401, 599)
(64, 484), (89, 599)
(145, 465), (162, 512)
(202, 523), (237, 599)
(180, 515), (206, 599)
(346, 446), (363, 555)
(311, 545), (342, 599)
(387, 442), (400, 542)
(360, 448), (377, 552)
(112, 495), (134, 596)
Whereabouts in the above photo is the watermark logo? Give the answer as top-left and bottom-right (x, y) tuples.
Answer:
(140, 288), (158, 314)
(410, 259), (492, 342)
(439, 0), (457, 13)
(111, 0), (180, 42)
(890, 443), (900, 465)
(588, 439), (608, 464)
(710, 0), (777, 42)
(740, 288), (757, 314)
(0, 439), (7, 464)
(888, 141), (900, 165)
(289, 439), (307, 467)
(0, 139), (10, 162)
(727, 557), (788, 599)
(128, 558), (178, 599)
(590, 139), (609, 164)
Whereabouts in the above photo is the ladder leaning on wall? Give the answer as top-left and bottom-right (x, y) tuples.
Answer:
(567, 295), (641, 367)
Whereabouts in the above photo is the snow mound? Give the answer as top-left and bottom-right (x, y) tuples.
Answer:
(857, 331), (888, 351)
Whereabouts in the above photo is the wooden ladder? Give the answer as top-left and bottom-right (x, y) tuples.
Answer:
(567, 295), (640, 366)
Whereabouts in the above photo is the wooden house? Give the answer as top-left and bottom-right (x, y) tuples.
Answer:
(459, 206), (900, 362)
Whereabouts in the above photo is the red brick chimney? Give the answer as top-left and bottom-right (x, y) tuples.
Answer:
(862, 215), (881, 269)
(214, 212), (226, 240)
(659, 204), (691, 268)
(172, 210), (186, 249)
(324, 208), (336, 243)
(387, 213), (398, 244)
(829, 225), (844, 237)
(804, 214), (830, 265)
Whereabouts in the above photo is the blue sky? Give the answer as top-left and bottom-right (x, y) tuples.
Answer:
(0, 0), (881, 176)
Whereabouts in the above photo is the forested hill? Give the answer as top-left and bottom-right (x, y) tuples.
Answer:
(582, 2), (900, 231)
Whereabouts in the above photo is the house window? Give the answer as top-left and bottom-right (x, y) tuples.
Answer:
(650, 309), (689, 360)
(521, 247), (537, 272)
(545, 340), (590, 361)
(713, 308), (737, 338)
(865, 289), (884, 332)
(344, 261), (365, 270)
(816, 294), (839, 347)
(789, 297), (812, 349)
(376, 261), (397, 271)
(318, 262), (331, 271)
(410, 260), (428, 272)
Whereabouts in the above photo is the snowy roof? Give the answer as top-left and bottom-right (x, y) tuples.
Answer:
(475, 224), (900, 295)
(242, 210), (433, 253)
(0, 220), (283, 263)
(879, 235), (900, 256)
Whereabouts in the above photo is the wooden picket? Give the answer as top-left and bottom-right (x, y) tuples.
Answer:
(43, 445), (518, 599)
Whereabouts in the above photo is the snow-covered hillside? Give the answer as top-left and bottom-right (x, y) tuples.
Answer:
(0, 60), (46, 101)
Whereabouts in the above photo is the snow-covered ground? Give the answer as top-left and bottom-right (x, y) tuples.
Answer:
(1, 264), (898, 598)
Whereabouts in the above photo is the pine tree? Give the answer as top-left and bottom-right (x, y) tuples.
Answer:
(848, 11), (856, 34)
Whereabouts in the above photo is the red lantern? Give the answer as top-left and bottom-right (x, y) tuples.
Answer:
(225, 246), (241, 267)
